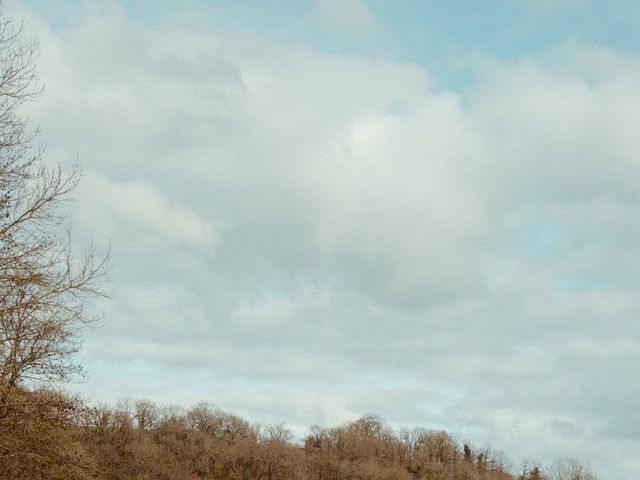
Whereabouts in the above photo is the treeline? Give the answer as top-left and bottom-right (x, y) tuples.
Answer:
(0, 386), (600, 480)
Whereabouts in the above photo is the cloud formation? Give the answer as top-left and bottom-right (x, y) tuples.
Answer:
(9, 2), (640, 478)
(77, 173), (221, 251)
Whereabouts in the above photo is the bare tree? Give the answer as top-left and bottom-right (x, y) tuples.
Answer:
(134, 398), (159, 430)
(548, 457), (600, 480)
(261, 422), (293, 444)
(0, 10), (108, 391)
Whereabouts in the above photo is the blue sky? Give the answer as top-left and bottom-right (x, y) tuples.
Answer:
(25, 1), (640, 58)
(6, 1), (640, 479)
(25, 0), (640, 93)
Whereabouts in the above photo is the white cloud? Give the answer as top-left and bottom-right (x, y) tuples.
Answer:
(76, 172), (221, 251)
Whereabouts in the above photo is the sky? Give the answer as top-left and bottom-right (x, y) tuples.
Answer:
(4, 0), (640, 478)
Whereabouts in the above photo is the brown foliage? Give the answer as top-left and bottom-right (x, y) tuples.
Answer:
(0, 386), (94, 479)
(0, 388), (602, 480)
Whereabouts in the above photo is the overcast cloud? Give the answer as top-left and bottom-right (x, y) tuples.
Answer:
(6, 1), (640, 478)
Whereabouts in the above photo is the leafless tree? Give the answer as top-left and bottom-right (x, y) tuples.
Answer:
(134, 398), (159, 430)
(548, 457), (600, 480)
(0, 9), (109, 391)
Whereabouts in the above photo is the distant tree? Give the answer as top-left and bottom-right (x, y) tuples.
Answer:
(491, 449), (512, 474)
(529, 465), (543, 480)
(262, 422), (293, 444)
(519, 460), (542, 480)
(186, 400), (218, 433)
(548, 457), (599, 480)
(464, 443), (473, 462)
(134, 398), (158, 430)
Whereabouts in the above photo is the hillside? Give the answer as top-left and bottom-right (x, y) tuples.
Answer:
(0, 387), (599, 480)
